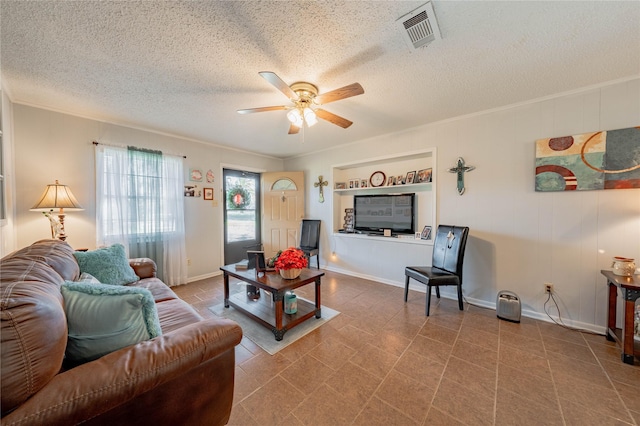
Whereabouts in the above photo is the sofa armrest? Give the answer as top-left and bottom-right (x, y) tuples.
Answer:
(2, 318), (242, 426)
(129, 257), (157, 278)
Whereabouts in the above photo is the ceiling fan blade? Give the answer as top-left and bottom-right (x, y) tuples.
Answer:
(259, 71), (298, 100)
(288, 124), (300, 135)
(237, 106), (288, 114)
(315, 83), (364, 105)
(315, 109), (353, 128)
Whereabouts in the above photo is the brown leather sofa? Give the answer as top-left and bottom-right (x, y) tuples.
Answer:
(1, 239), (242, 426)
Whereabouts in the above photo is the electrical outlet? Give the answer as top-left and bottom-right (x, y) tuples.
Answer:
(544, 283), (553, 293)
(187, 258), (192, 266)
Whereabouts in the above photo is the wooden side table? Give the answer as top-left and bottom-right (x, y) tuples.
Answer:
(601, 270), (640, 365)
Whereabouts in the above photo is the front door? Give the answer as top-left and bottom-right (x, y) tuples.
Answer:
(223, 169), (261, 264)
(261, 171), (305, 258)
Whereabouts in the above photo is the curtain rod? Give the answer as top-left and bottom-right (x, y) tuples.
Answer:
(92, 141), (187, 159)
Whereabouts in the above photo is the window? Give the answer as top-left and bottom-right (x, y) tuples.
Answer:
(271, 178), (297, 191)
(95, 144), (187, 286)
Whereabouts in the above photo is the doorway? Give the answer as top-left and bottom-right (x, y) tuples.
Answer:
(261, 171), (305, 258)
(223, 168), (261, 265)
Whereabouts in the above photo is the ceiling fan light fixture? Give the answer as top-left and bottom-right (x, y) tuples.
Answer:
(240, 72), (363, 134)
(304, 108), (318, 126)
(287, 109), (304, 128)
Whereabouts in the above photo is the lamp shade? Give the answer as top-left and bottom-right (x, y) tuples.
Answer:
(31, 180), (84, 211)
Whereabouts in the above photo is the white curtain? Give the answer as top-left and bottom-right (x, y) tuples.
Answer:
(95, 144), (187, 286)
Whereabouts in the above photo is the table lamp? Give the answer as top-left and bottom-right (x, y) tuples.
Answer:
(31, 180), (83, 241)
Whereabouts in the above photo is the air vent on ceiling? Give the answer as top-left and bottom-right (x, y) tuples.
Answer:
(396, 1), (441, 50)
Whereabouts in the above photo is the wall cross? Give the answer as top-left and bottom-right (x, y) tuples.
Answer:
(448, 157), (475, 195)
(314, 175), (329, 203)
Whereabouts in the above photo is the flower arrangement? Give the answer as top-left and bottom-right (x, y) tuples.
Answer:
(273, 247), (308, 272)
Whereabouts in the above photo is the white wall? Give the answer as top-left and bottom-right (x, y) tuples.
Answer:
(0, 82), (17, 257)
(11, 105), (284, 278)
(285, 77), (640, 331)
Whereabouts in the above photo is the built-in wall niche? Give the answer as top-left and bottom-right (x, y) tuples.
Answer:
(331, 148), (436, 244)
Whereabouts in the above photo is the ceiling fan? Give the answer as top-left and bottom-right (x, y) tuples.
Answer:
(238, 71), (364, 135)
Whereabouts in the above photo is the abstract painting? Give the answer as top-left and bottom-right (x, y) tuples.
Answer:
(535, 126), (640, 191)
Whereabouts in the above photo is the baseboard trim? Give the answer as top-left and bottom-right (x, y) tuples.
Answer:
(186, 270), (222, 283)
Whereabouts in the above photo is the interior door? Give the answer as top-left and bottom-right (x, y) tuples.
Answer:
(223, 169), (261, 264)
(261, 171), (305, 258)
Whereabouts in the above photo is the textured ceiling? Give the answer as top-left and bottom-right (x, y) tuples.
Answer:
(2, 1), (639, 159)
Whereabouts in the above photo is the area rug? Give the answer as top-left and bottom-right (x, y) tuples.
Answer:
(209, 299), (340, 355)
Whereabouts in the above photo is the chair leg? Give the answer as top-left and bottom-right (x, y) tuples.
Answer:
(404, 276), (410, 302)
(435, 286), (441, 299)
(426, 285), (432, 316)
(457, 284), (464, 310)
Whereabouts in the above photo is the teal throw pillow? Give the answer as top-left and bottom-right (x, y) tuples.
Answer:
(61, 281), (162, 364)
(73, 244), (139, 285)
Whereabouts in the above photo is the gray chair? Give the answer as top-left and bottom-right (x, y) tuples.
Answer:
(404, 225), (470, 316)
(299, 219), (321, 269)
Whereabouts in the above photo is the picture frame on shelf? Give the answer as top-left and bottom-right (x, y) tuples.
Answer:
(417, 168), (433, 183)
(203, 187), (214, 200)
(360, 179), (368, 188)
(387, 176), (395, 186)
(397, 175), (404, 184)
(420, 225), (432, 240)
(415, 232), (421, 239)
(349, 179), (356, 189)
(405, 171), (416, 184)
(353, 179), (360, 189)
(335, 182), (346, 190)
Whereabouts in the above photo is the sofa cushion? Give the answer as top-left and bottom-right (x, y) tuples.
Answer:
(155, 298), (203, 334)
(128, 277), (179, 303)
(0, 254), (66, 287)
(61, 282), (162, 364)
(73, 244), (139, 285)
(1, 273), (68, 416)
(6, 239), (80, 281)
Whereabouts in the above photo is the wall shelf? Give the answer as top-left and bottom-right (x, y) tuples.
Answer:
(333, 182), (432, 194)
(330, 148), (437, 237)
(332, 232), (433, 245)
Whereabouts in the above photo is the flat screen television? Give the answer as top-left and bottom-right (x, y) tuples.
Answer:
(353, 193), (415, 235)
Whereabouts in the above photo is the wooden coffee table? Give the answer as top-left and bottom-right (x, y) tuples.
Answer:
(220, 265), (324, 341)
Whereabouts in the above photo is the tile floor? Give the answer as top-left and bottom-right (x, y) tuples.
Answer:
(174, 270), (640, 426)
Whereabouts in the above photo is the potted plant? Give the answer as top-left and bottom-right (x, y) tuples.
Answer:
(274, 247), (308, 279)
